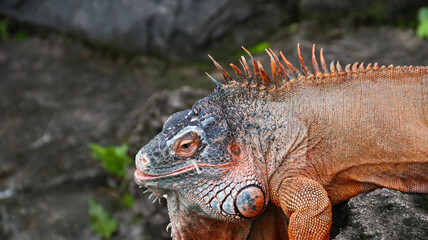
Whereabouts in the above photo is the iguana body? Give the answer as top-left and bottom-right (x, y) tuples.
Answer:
(134, 45), (428, 239)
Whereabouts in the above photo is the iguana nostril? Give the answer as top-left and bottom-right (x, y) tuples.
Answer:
(136, 151), (149, 165)
(235, 185), (265, 218)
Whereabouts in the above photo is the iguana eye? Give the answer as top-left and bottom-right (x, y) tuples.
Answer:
(173, 132), (201, 158)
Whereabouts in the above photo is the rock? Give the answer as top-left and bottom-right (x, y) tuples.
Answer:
(1, 1), (426, 61)
(299, 0), (426, 24)
(0, 0), (290, 60)
(331, 188), (428, 240)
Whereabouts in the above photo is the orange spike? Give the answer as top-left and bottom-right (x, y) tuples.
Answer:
(320, 48), (329, 73)
(269, 49), (291, 81)
(271, 59), (279, 84)
(373, 63), (379, 70)
(266, 50), (279, 85)
(352, 62), (358, 71)
(230, 63), (245, 81)
(311, 44), (320, 75)
(241, 46), (253, 59)
(240, 57), (252, 78)
(259, 62), (272, 85)
(297, 43), (310, 76)
(280, 51), (301, 78)
(359, 62), (365, 70)
(208, 54), (232, 83)
(330, 61), (336, 73)
(366, 63), (372, 70)
(345, 64), (351, 72)
(336, 61), (343, 72)
(253, 59), (261, 83)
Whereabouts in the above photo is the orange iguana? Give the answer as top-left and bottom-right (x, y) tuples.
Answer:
(134, 44), (428, 239)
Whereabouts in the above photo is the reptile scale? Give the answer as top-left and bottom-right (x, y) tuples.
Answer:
(134, 44), (428, 239)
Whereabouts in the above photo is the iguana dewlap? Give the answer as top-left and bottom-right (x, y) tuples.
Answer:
(134, 44), (428, 239)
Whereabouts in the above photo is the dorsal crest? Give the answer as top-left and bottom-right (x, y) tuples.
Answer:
(207, 44), (422, 93)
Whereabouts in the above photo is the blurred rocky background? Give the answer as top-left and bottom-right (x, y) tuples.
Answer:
(0, 0), (427, 239)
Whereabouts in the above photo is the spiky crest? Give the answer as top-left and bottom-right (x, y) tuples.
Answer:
(207, 44), (426, 94)
(208, 54), (232, 84)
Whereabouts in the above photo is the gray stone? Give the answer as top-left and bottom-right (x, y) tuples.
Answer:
(0, 0), (289, 60)
(331, 188), (428, 240)
(1, 1), (426, 60)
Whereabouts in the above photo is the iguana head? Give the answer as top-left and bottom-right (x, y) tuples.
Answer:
(134, 95), (269, 222)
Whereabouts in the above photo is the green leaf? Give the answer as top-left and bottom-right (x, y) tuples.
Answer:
(14, 32), (29, 41)
(89, 198), (118, 238)
(286, 23), (297, 33)
(120, 192), (134, 209)
(248, 42), (271, 54)
(417, 21), (428, 39)
(418, 7), (428, 22)
(416, 7), (428, 39)
(88, 143), (133, 178)
(0, 18), (9, 40)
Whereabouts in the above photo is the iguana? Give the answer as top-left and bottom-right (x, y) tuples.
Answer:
(134, 44), (428, 239)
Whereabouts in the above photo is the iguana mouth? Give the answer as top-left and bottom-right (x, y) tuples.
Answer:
(134, 165), (196, 183)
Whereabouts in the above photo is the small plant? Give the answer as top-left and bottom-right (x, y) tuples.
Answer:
(0, 18), (9, 40)
(417, 7), (428, 39)
(88, 143), (134, 237)
(286, 23), (297, 33)
(120, 192), (134, 209)
(248, 42), (271, 54)
(89, 198), (118, 238)
(235, 41), (271, 58)
(14, 32), (28, 41)
(89, 143), (133, 178)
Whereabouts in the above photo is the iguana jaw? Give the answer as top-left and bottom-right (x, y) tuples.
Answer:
(134, 165), (196, 183)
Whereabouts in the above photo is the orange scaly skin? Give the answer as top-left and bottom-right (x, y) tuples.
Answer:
(134, 44), (428, 239)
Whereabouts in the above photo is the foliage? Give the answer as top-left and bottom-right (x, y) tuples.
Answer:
(234, 41), (271, 58)
(14, 32), (29, 41)
(87, 143), (134, 237)
(120, 192), (134, 209)
(89, 143), (133, 178)
(417, 7), (428, 39)
(89, 198), (118, 238)
(286, 23), (297, 33)
(247, 42), (271, 54)
(0, 18), (9, 40)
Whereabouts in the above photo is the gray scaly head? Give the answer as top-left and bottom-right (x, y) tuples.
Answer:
(134, 95), (269, 223)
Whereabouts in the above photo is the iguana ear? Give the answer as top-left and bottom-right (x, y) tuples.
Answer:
(228, 140), (241, 157)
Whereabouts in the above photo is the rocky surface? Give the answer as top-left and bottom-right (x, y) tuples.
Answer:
(0, 0), (289, 60)
(0, 18), (427, 240)
(1, 1), (426, 60)
(331, 188), (428, 240)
